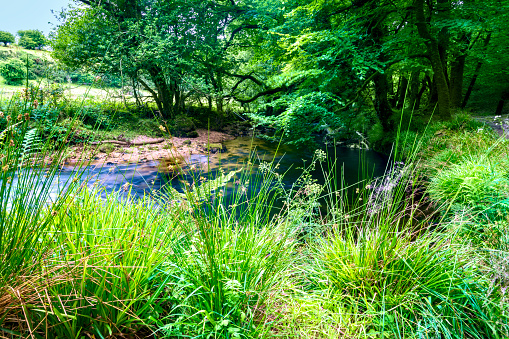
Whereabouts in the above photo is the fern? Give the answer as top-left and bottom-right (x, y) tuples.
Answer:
(158, 169), (242, 208)
(19, 128), (42, 167)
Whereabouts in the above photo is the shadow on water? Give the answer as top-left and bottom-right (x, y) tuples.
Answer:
(37, 137), (389, 209)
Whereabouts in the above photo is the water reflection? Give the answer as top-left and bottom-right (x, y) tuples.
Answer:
(54, 137), (389, 202)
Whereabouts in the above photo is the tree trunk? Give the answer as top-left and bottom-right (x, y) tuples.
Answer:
(406, 71), (420, 110)
(461, 32), (492, 108)
(495, 91), (509, 115)
(450, 54), (466, 108)
(414, 0), (451, 120)
(396, 75), (409, 109)
(373, 72), (392, 131)
(149, 66), (173, 119)
(364, 3), (393, 131)
(415, 78), (428, 110)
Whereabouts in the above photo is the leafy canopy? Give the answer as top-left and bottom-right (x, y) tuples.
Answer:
(0, 31), (15, 45)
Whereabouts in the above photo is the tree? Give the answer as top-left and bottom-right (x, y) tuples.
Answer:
(17, 30), (47, 49)
(18, 36), (38, 50)
(0, 31), (15, 46)
(52, 0), (270, 119)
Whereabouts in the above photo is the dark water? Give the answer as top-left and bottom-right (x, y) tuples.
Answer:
(50, 137), (389, 203)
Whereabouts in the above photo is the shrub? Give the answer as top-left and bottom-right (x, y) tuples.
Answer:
(0, 59), (26, 85)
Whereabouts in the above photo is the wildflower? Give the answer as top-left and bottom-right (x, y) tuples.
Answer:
(200, 176), (206, 182)
(159, 125), (166, 132)
(6, 116), (11, 122)
(33, 100), (39, 109)
(355, 188), (360, 194)
(51, 210), (58, 217)
(24, 112), (30, 120)
(2, 165), (8, 172)
(122, 182), (130, 191)
(314, 149), (326, 162)
(259, 162), (270, 174)
(150, 180), (155, 185)
(241, 185), (247, 193)
(17, 114), (22, 121)
(7, 177), (11, 184)
(9, 140), (14, 147)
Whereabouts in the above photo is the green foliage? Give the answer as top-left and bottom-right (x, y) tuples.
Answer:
(79, 106), (116, 131)
(169, 114), (197, 137)
(18, 128), (42, 167)
(312, 226), (499, 337)
(31, 190), (174, 337)
(17, 29), (46, 49)
(0, 58), (26, 85)
(18, 36), (38, 50)
(0, 31), (14, 45)
(428, 157), (509, 222)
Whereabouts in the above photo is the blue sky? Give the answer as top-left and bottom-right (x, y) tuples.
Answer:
(2, 0), (72, 36)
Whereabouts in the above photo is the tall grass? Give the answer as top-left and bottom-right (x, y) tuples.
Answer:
(1, 83), (509, 339)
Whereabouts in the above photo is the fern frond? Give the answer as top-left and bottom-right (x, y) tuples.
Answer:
(19, 128), (42, 167)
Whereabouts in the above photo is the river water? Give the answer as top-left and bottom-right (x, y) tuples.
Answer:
(43, 137), (389, 204)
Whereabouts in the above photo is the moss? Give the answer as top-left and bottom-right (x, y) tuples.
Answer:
(97, 143), (116, 153)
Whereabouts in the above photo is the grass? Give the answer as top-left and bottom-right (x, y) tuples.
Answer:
(1, 93), (509, 338)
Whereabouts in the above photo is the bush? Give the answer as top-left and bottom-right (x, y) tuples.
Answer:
(0, 59), (26, 85)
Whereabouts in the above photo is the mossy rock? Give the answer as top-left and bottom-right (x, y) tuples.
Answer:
(97, 143), (116, 153)
(172, 114), (197, 137)
(138, 119), (165, 137)
(200, 143), (227, 154)
(183, 140), (192, 145)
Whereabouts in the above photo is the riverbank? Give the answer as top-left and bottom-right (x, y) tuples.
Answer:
(61, 129), (235, 166)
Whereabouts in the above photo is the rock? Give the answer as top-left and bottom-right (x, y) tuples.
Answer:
(98, 143), (116, 153)
(200, 143), (227, 154)
(185, 130), (199, 138)
(172, 114), (197, 136)
(183, 140), (192, 145)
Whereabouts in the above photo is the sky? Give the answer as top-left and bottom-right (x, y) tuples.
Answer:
(1, 0), (72, 36)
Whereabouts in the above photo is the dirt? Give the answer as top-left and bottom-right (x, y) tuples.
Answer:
(62, 129), (235, 166)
